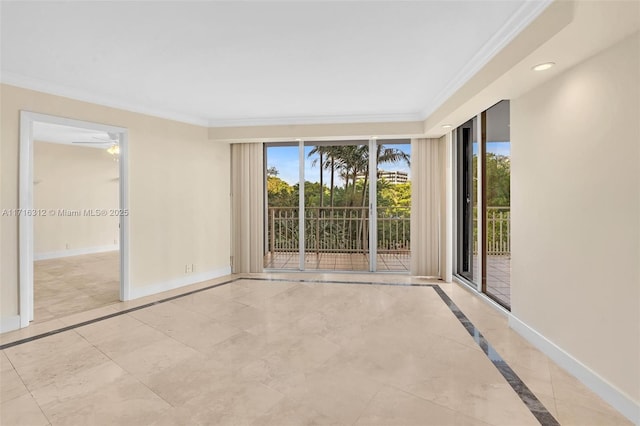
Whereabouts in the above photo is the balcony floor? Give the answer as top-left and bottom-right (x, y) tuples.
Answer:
(473, 255), (511, 307)
(264, 252), (410, 272)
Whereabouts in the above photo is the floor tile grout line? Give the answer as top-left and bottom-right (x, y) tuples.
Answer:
(2, 350), (52, 426)
(384, 382), (473, 422)
(71, 326), (179, 410)
(5, 357), (53, 424)
(431, 285), (559, 426)
(31, 388), (52, 426)
(545, 357), (561, 417)
(351, 386), (384, 426)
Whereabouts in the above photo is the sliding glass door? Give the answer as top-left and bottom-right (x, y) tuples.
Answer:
(264, 139), (411, 272)
(456, 100), (511, 309)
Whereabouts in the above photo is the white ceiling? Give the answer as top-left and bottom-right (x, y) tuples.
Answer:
(33, 122), (113, 148)
(1, 1), (549, 127)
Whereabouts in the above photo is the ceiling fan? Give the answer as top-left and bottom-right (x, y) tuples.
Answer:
(72, 131), (119, 145)
(72, 132), (120, 155)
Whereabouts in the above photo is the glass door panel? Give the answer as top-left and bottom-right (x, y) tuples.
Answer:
(264, 143), (300, 270)
(484, 100), (511, 308)
(304, 142), (369, 271)
(376, 140), (411, 271)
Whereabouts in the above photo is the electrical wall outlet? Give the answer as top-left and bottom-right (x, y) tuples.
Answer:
(185, 264), (194, 274)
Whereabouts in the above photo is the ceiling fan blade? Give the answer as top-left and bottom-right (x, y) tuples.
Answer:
(72, 141), (111, 144)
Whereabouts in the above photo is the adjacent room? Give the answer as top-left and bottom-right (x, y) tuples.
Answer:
(32, 122), (121, 322)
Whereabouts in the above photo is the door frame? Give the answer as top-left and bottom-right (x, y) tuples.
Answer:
(18, 111), (130, 328)
(455, 114), (483, 292)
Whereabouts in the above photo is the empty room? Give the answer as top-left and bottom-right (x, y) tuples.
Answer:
(1, 1), (638, 425)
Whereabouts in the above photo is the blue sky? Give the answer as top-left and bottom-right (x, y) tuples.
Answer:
(476, 141), (511, 156)
(267, 144), (412, 185)
(268, 142), (509, 185)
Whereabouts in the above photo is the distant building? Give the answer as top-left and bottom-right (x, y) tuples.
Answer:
(356, 170), (409, 184)
(379, 170), (409, 184)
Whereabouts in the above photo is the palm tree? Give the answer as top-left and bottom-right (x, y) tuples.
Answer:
(356, 145), (410, 250)
(309, 144), (409, 206)
(308, 146), (344, 207)
(308, 143), (410, 253)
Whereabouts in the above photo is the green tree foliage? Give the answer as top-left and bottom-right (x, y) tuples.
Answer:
(268, 178), (412, 210)
(486, 153), (510, 207)
(377, 181), (411, 209)
(267, 176), (294, 207)
(472, 153), (510, 207)
(304, 145), (410, 208)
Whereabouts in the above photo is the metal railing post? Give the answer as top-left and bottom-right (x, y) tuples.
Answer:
(270, 208), (275, 255)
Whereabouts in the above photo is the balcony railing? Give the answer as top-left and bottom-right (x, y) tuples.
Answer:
(267, 206), (410, 254)
(267, 206), (510, 256)
(474, 207), (511, 256)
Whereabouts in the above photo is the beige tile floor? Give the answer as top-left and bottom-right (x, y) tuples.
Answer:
(33, 251), (120, 323)
(1, 273), (631, 426)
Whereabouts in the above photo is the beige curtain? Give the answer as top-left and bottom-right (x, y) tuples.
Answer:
(231, 143), (264, 273)
(411, 137), (445, 277)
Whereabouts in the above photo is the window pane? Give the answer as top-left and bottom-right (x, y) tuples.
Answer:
(484, 100), (511, 308)
(264, 144), (299, 270)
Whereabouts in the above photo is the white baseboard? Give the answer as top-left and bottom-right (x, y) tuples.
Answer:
(128, 266), (232, 300)
(34, 244), (119, 261)
(1, 315), (22, 333)
(509, 315), (639, 424)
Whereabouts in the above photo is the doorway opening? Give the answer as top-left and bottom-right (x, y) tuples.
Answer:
(19, 112), (130, 327)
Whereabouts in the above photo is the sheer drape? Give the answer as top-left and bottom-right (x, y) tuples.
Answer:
(231, 143), (264, 273)
(411, 137), (445, 277)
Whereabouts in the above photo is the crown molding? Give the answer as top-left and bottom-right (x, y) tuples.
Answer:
(207, 111), (424, 128)
(420, 0), (553, 120)
(2, 71), (424, 128)
(1, 72), (211, 127)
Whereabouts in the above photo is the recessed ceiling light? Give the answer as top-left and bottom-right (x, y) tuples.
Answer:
(442, 124), (452, 129)
(532, 62), (555, 71)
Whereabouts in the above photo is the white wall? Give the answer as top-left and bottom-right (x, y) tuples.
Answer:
(511, 32), (639, 406)
(34, 141), (119, 257)
(1, 84), (231, 324)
